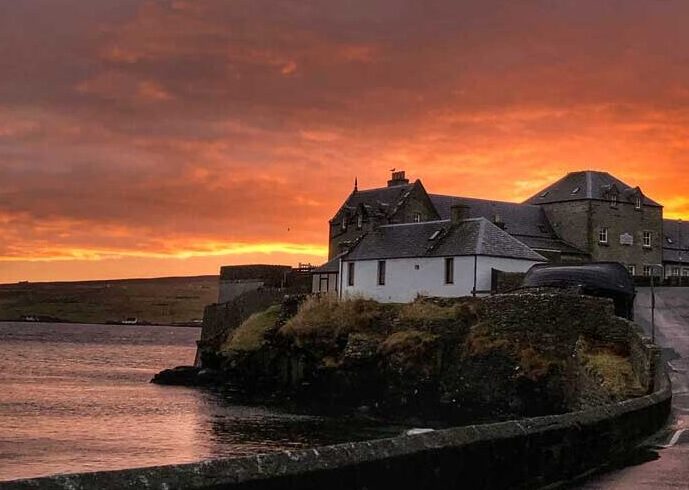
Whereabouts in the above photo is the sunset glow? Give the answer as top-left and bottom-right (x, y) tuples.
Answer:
(2, 1), (689, 282)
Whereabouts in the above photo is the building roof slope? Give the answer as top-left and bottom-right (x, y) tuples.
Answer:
(663, 219), (689, 263)
(330, 182), (416, 222)
(430, 194), (587, 256)
(345, 218), (546, 262)
(523, 171), (662, 207)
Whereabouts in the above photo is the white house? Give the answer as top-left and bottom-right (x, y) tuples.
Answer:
(337, 213), (546, 303)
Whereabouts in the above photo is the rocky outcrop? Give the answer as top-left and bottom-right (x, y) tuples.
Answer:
(155, 291), (657, 425)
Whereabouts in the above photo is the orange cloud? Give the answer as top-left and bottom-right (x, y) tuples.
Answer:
(2, 0), (689, 282)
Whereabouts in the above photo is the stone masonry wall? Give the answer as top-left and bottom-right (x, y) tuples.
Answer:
(199, 288), (286, 355)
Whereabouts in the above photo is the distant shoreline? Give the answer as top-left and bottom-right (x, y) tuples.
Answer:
(0, 319), (203, 328)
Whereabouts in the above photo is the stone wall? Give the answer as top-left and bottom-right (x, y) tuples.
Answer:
(199, 288), (287, 359)
(4, 356), (670, 490)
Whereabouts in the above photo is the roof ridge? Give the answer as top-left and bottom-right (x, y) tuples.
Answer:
(379, 219), (450, 228)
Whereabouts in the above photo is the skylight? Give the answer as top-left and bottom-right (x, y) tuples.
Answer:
(539, 191), (550, 198)
(667, 237), (674, 244)
(429, 230), (441, 241)
(571, 187), (580, 194)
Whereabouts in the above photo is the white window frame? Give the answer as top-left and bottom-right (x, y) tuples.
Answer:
(412, 212), (421, 223)
(610, 194), (618, 208)
(673, 267), (681, 277)
(627, 265), (636, 276)
(635, 196), (642, 210)
(643, 265), (653, 277)
(357, 214), (363, 229)
(643, 231), (652, 248)
(599, 227), (609, 244)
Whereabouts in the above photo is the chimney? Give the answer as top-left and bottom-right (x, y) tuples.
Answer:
(387, 170), (410, 187)
(493, 214), (506, 230)
(451, 204), (470, 224)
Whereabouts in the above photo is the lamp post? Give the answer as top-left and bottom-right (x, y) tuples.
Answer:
(680, 219), (683, 287)
(649, 263), (664, 344)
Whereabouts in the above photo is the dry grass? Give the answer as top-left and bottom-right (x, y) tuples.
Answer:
(223, 305), (281, 352)
(380, 329), (439, 355)
(465, 323), (512, 357)
(581, 351), (644, 397)
(465, 323), (562, 381)
(279, 295), (394, 341)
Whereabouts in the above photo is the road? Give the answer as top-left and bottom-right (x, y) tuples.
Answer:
(577, 287), (689, 489)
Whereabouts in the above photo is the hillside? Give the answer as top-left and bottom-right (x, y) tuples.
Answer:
(0, 275), (219, 325)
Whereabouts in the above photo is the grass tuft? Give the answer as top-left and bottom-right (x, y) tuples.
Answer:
(223, 305), (281, 352)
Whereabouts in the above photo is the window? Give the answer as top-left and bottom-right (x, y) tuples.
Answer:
(356, 214), (363, 229)
(347, 262), (355, 286)
(673, 267), (681, 277)
(643, 265), (661, 277)
(627, 265), (636, 276)
(610, 194), (618, 208)
(643, 231), (652, 248)
(635, 196), (642, 210)
(412, 212), (421, 223)
(599, 227), (609, 244)
(341, 218), (347, 232)
(377, 261), (386, 286)
(683, 268), (689, 277)
(444, 257), (454, 284)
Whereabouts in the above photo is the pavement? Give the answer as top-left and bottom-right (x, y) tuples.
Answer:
(576, 287), (689, 489)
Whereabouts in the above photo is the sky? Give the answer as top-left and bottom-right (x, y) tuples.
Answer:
(2, 0), (689, 283)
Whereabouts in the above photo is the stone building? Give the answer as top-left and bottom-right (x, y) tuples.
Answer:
(316, 169), (685, 295)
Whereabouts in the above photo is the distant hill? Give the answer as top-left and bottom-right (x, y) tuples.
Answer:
(0, 275), (219, 325)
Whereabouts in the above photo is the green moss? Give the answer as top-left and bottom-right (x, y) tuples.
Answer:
(223, 305), (281, 352)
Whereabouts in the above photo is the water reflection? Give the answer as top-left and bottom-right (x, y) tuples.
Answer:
(0, 322), (396, 482)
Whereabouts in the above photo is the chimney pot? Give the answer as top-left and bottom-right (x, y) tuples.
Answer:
(387, 170), (410, 187)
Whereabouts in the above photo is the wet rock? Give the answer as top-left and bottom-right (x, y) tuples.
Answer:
(151, 366), (219, 386)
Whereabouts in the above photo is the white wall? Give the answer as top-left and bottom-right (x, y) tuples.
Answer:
(340, 256), (540, 303)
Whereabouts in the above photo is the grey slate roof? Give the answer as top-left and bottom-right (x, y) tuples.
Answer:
(523, 171), (662, 207)
(345, 218), (547, 262)
(313, 254), (344, 273)
(429, 194), (587, 256)
(330, 183), (415, 222)
(663, 219), (689, 263)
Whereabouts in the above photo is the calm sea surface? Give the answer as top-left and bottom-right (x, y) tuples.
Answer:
(0, 322), (399, 482)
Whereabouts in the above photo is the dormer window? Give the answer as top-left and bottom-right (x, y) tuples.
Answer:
(356, 214), (363, 229)
(610, 194), (618, 208)
(412, 212), (421, 223)
(635, 195), (642, 210)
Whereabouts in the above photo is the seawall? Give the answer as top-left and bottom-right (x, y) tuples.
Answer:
(2, 351), (671, 490)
